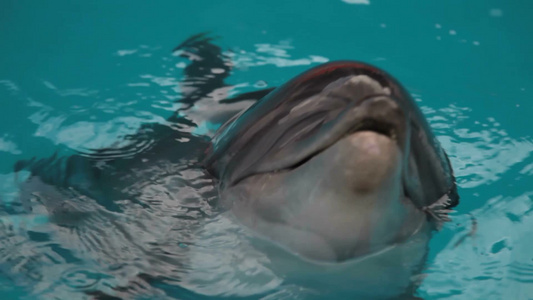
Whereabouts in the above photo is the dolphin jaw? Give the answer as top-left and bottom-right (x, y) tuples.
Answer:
(350, 118), (397, 141)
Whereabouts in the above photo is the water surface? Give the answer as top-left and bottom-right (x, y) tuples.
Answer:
(1, 0), (532, 299)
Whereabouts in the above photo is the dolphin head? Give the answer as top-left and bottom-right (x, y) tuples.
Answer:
(205, 61), (458, 262)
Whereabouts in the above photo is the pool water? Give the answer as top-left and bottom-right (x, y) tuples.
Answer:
(1, 0), (532, 299)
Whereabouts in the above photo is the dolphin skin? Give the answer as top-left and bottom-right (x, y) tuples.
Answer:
(204, 60), (459, 298)
(205, 61), (459, 260)
(13, 34), (459, 299)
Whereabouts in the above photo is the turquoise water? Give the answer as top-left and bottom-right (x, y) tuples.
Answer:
(1, 0), (532, 299)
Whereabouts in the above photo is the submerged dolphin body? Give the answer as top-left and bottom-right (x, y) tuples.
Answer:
(204, 62), (459, 296)
(11, 35), (458, 299)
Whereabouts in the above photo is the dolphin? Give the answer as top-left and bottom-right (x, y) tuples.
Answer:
(9, 34), (459, 299)
(204, 61), (459, 297)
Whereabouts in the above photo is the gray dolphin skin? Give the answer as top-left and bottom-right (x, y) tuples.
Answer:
(204, 61), (459, 295)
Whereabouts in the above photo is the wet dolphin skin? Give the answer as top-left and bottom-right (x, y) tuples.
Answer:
(205, 61), (459, 297)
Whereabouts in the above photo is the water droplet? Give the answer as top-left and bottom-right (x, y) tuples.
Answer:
(435, 24), (442, 29)
(449, 30), (457, 35)
(473, 41), (480, 46)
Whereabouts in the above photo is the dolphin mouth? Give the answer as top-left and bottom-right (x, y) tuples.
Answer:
(260, 117), (401, 176)
(346, 95), (404, 142)
(215, 94), (407, 189)
(351, 118), (397, 140)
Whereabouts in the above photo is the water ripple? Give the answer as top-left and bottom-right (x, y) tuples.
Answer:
(228, 42), (328, 69)
(420, 192), (533, 298)
(426, 104), (533, 189)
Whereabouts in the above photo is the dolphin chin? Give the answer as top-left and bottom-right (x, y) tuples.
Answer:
(223, 129), (425, 262)
(343, 130), (400, 192)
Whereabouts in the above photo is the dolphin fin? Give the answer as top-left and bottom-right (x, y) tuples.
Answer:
(170, 32), (231, 109)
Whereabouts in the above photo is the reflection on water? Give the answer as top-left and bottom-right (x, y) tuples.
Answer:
(228, 42), (329, 69)
(420, 192), (533, 299)
(0, 34), (532, 299)
(418, 103), (533, 299)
